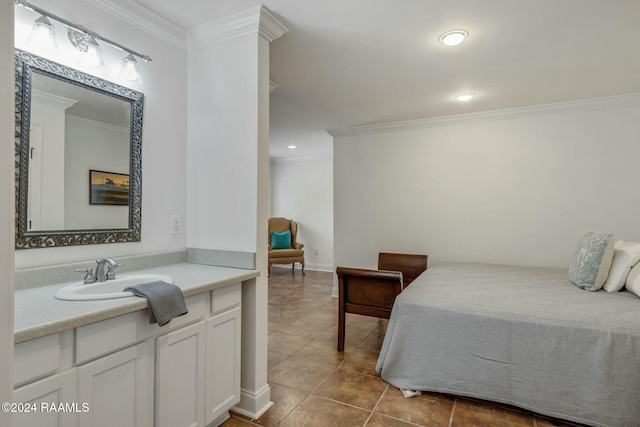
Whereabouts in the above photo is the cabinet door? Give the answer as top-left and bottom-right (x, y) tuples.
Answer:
(77, 342), (153, 427)
(156, 321), (206, 427)
(205, 306), (241, 425)
(13, 369), (77, 427)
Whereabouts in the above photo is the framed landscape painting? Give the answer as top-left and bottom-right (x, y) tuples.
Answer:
(89, 170), (130, 206)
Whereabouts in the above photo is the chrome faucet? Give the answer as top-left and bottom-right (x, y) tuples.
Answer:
(95, 258), (121, 282)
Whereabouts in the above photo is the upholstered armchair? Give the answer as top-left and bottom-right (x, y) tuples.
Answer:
(268, 217), (305, 276)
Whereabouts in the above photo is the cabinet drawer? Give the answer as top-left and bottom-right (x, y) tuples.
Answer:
(211, 282), (241, 315)
(14, 330), (73, 387)
(76, 292), (209, 364)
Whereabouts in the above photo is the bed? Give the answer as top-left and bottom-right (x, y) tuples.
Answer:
(375, 262), (640, 427)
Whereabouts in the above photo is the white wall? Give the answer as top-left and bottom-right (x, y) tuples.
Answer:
(186, 35), (259, 252)
(1, 0), (14, 422)
(333, 96), (640, 272)
(14, 0), (188, 268)
(270, 157), (334, 271)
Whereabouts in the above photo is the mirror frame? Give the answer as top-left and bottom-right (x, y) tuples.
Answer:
(14, 49), (144, 249)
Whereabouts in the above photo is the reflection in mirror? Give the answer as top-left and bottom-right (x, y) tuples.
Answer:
(29, 72), (131, 230)
(15, 50), (144, 249)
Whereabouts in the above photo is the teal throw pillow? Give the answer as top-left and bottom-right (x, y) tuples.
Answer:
(569, 231), (615, 291)
(271, 230), (292, 249)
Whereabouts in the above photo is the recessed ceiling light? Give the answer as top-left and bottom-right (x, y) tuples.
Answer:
(438, 29), (469, 46)
(455, 92), (476, 102)
(288, 145), (296, 149)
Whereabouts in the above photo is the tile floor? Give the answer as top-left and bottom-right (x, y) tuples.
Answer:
(222, 268), (580, 427)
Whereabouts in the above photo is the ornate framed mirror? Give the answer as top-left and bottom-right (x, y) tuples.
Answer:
(14, 49), (144, 249)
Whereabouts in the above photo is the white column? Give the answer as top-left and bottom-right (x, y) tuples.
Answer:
(0, 0), (15, 425)
(186, 5), (287, 419)
(237, 31), (273, 417)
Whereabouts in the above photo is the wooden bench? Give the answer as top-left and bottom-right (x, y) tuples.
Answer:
(336, 252), (427, 351)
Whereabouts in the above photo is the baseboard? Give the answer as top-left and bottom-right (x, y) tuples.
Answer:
(271, 263), (333, 272)
(232, 384), (273, 420)
(305, 263), (334, 272)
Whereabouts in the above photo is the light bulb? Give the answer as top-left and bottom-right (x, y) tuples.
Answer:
(455, 92), (476, 102)
(438, 30), (469, 47)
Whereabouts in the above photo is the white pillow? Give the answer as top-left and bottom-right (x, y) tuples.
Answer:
(603, 241), (640, 292)
(625, 262), (640, 297)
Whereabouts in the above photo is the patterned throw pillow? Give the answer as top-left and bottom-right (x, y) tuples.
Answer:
(271, 230), (292, 249)
(569, 231), (615, 291)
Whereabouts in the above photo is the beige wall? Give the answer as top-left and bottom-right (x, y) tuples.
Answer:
(333, 97), (640, 272)
(270, 157), (334, 271)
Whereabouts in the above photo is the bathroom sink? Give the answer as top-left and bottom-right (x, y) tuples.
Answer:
(54, 274), (174, 301)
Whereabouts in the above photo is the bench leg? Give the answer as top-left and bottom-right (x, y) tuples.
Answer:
(337, 310), (345, 352)
(337, 279), (346, 351)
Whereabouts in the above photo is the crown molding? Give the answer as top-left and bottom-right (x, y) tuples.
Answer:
(328, 93), (640, 138)
(66, 115), (129, 134)
(188, 5), (288, 52)
(87, 0), (187, 49)
(258, 6), (289, 42)
(81, 2), (288, 52)
(32, 89), (77, 109)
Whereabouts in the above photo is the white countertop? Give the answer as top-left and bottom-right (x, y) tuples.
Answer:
(15, 263), (260, 343)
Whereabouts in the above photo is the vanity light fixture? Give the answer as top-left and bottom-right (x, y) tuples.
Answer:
(25, 15), (59, 52)
(69, 30), (105, 70)
(16, 0), (151, 81)
(455, 92), (476, 102)
(438, 29), (469, 47)
(117, 54), (142, 84)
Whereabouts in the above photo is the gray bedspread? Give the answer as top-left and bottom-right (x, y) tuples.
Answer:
(376, 263), (640, 427)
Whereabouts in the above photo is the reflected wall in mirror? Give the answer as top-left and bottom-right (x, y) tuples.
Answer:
(15, 50), (144, 249)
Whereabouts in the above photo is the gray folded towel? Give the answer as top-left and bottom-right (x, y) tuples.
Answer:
(124, 281), (188, 326)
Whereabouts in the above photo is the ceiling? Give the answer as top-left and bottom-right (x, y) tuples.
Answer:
(127, 0), (640, 158)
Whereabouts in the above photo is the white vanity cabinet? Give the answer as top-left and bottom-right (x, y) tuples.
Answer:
(77, 342), (154, 427)
(206, 283), (242, 426)
(13, 281), (243, 427)
(13, 369), (77, 427)
(13, 330), (76, 427)
(155, 282), (242, 427)
(156, 321), (206, 427)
